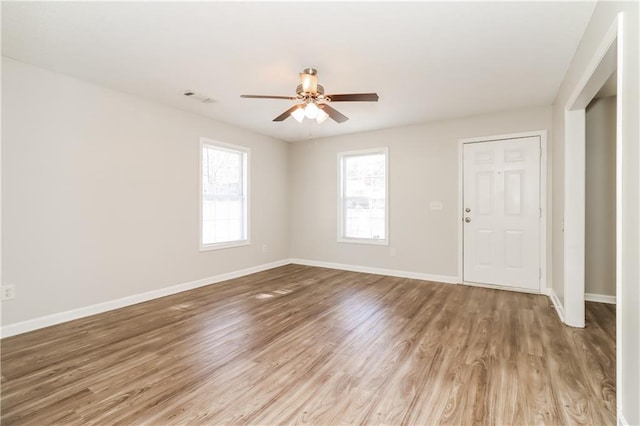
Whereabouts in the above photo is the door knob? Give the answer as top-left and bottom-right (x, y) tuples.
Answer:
(465, 217), (471, 223)
(465, 208), (471, 213)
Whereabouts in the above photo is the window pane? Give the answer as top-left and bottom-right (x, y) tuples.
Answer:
(215, 199), (230, 220)
(202, 219), (216, 245)
(228, 218), (242, 241)
(341, 151), (386, 241)
(228, 198), (242, 220)
(204, 147), (242, 197)
(214, 220), (230, 242)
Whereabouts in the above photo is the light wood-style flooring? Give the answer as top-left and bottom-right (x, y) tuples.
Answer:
(1, 265), (616, 425)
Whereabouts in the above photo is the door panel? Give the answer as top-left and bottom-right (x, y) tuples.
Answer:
(504, 171), (522, 215)
(475, 172), (494, 215)
(504, 230), (524, 268)
(476, 230), (493, 266)
(463, 137), (540, 291)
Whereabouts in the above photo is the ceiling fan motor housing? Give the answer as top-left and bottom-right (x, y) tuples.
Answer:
(296, 84), (324, 98)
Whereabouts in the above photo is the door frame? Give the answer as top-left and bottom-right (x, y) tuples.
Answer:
(457, 130), (549, 294)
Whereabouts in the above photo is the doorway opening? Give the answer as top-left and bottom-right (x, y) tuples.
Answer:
(562, 13), (622, 330)
(585, 80), (617, 306)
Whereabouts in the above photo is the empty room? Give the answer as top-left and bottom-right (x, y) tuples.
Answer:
(1, 1), (638, 425)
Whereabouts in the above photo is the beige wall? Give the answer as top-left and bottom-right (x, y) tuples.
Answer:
(289, 106), (552, 280)
(1, 58), (290, 326)
(585, 95), (616, 297)
(552, 1), (639, 423)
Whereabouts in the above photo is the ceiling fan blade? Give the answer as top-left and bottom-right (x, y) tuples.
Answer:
(241, 94), (298, 100)
(320, 104), (349, 123)
(326, 93), (379, 102)
(273, 105), (302, 122)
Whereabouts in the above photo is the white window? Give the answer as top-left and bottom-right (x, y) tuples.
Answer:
(338, 147), (389, 245)
(200, 138), (249, 250)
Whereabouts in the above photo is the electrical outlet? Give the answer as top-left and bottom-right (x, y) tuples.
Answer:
(430, 201), (443, 210)
(390, 248), (397, 257)
(1, 284), (16, 301)
(262, 244), (268, 254)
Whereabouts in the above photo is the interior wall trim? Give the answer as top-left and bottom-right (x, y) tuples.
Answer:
(0, 259), (291, 339)
(289, 258), (458, 284)
(585, 292), (617, 304)
(549, 288), (566, 324)
(3, 258), (570, 339)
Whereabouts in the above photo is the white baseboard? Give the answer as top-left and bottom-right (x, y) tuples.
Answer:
(549, 288), (566, 323)
(585, 292), (616, 304)
(289, 258), (458, 284)
(0, 259), (291, 339)
(618, 412), (628, 426)
(4, 258), (552, 338)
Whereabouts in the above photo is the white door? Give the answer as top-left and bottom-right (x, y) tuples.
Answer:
(463, 137), (541, 291)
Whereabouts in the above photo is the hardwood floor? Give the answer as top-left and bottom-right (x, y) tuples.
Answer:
(1, 265), (616, 425)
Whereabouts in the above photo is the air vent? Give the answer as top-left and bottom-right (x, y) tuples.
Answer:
(183, 90), (215, 104)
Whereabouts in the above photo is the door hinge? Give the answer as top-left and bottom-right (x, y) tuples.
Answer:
(539, 268), (542, 279)
(539, 207), (542, 218)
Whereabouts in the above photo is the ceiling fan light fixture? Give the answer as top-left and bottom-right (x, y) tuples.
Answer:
(290, 105), (305, 123)
(304, 101), (319, 119)
(316, 107), (329, 124)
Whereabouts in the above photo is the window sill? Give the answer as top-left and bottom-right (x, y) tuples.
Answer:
(200, 240), (250, 252)
(338, 238), (389, 246)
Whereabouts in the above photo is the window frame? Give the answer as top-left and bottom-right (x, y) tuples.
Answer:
(337, 147), (389, 246)
(199, 137), (250, 251)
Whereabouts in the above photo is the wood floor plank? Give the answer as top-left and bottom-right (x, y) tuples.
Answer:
(1, 265), (616, 425)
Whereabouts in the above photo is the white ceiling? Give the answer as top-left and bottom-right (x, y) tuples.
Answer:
(2, 1), (596, 142)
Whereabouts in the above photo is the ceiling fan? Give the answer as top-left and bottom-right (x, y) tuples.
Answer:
(240, 68), (379, 124)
